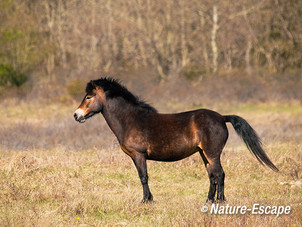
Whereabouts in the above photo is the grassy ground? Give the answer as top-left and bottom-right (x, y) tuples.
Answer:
(0, 101), (301, 226)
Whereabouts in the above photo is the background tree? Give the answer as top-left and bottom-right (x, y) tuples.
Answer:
(0, 0), (301, 87)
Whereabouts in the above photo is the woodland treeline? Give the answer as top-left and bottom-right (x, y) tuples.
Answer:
(0, 0), (301, 87)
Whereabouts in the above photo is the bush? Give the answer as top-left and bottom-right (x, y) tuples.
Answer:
(183, 65), (207, 80)
(0, 64), (27, 87)
(66, 78), (85, 98)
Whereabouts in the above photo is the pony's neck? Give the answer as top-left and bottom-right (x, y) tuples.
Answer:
(101, 98), (141, 143)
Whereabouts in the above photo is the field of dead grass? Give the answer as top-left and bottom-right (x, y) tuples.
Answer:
(0, 100), (301, 226)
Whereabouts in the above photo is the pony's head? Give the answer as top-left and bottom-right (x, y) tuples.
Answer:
(74, 77), (157, 123)
(74, 80), (105, 123)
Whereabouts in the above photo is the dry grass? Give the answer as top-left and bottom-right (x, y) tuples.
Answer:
(0, 101), (301, 226)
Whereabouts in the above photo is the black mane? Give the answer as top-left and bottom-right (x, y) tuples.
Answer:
(86, 78), (157, 113)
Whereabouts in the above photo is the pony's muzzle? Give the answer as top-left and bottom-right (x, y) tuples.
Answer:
(74, 109), (86, 123)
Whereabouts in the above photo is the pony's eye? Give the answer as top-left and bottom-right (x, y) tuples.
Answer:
(86, 96), (92, 100)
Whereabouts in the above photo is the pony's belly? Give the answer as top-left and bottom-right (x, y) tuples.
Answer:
(146, 147), (198, 162)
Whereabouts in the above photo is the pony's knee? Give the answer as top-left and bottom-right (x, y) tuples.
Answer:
(207, 164), (224, 182)
(140, 176), (148, 184)
(219, 169), (225, 178)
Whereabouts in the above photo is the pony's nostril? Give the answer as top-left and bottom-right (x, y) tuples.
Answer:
(74, 109), (85, 122)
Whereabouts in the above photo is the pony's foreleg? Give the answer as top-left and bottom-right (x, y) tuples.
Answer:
(132, 153), (153, 203)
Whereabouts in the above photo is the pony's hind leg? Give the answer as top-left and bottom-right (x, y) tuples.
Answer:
(206, 160), (225, 202)
(199, 149), (225, 203)
(216, 162), (225, 201)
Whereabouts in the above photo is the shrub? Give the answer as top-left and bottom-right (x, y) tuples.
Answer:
(183, 65), (207, 80)
(66, 78), (85, 98)
(0, 64), (27, 87)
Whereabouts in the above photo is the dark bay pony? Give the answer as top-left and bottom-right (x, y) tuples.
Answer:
(74, 78), (278, 203)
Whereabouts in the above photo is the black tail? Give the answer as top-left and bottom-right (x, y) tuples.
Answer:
(224, 115), (279, 172)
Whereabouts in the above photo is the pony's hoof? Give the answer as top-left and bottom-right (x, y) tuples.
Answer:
(217, 199), (226, 203)
(206, 198), (215, 204)
(141, 195), (153, 203)
(141, 199), (153, 203)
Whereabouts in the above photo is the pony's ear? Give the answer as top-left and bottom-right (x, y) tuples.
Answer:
(91, 81), (102, 91)
(90, 80), (96, 88)
(85, 80), (96, 93)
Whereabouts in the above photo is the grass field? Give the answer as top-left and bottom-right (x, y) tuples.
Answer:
(0, 100), (301, 226)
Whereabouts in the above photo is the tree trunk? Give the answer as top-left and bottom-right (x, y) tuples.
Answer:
(211, 5), (218, 73)
(180, 1), (188, 68)
(245, 39), (252, 74)
(198, 10), (209, 72)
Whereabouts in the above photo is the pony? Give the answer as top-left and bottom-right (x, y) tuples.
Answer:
(74, 78), (278, 203)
